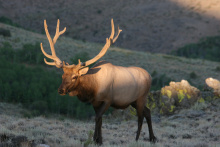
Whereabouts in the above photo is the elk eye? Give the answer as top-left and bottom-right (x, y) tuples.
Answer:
(72, 75), (77, 79)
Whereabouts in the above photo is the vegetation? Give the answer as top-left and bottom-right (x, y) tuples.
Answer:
(189, 71), (197, 79)
(215, 66), (220, 72)
(151, 70), (172, 91)
(0, 42), (95, 119)
(171, 36), (220, 62)
(0, 16), (21, 28)
(0, 28), (11, 37)
(0, 16), (36, 32)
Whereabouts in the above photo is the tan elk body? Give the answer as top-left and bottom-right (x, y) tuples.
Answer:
(40, 19), (156, 145)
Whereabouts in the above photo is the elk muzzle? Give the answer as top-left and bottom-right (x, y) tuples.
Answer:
(58, 87), (67, 95)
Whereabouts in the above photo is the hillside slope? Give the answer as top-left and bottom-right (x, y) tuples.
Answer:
(0, 23), (219, 87)
(0, 0), (220, 53)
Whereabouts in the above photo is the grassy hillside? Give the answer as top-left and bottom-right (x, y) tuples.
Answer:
(1, 0), (220, 53)
(0, 22), (219, 88)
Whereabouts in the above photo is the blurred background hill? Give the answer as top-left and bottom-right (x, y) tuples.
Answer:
(1, 0), (220, 53)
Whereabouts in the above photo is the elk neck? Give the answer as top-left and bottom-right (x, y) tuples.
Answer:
(74, 73), (98, 103)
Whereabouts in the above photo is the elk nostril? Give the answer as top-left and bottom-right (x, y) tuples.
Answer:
(58, 89), (64, 94)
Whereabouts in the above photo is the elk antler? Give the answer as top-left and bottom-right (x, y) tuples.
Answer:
(41, 19), (122, 69)
(82, 19), (122, 67)
(40, 19), (66, 68)
(63, 19), (122, 69)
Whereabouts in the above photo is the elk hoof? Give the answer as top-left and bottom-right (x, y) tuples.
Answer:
(94, 137), (102, 145)
(150, 136), (157, 143)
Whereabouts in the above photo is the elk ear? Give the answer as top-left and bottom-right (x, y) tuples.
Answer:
(78, 67), (89, 76)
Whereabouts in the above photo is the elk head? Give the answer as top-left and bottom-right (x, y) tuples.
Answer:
(40, 19), (122, 95)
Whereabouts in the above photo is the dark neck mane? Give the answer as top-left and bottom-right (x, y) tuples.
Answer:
(76, 73), (97, 103)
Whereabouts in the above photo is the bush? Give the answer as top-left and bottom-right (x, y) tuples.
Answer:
(215, 66), (220, 72)
(0, 28), (11, 37)
(0, 42), (15, 61)
(151, 72), (173, 91)
(0, 16), (21, 27)
(189, 72), (197, 79)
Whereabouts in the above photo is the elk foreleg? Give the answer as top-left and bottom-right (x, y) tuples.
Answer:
(143, 106), (157, 143)
(132, 103), (144, 141)
(93, 102), (110, 145)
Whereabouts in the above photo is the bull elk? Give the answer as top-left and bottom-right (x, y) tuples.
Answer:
(40, 19), (157, 144)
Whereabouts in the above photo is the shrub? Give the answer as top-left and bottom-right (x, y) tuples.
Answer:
(0, 42), (15, 61)
(215, 66), (220, 72)
(97, 10), (102, 14)
(0, 28), (11, 37)
(0, 16), (21, 27)
(189, 71), (197, 79)
(151, 73), (172, 91)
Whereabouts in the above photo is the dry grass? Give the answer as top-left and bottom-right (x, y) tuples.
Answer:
(0, 100), (219, 147)
(0, 23), (220, 87)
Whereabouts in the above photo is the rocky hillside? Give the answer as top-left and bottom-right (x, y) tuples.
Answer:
(0, 0), (220, 53)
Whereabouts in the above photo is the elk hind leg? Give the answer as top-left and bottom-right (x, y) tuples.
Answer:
(143, 106), (157, 142)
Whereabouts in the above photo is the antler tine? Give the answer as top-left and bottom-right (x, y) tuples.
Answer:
(44, 58), (56, 66)
(82, 18), (122, 67)
(44, 20), (55, 57)
(63, 59), (81, 69)
(40, 43), (55, 60)
(113, 25), (122, 43)
(41, 43), (62, 68)
(109, 19), (115, 40)
(40, 19), (66, 68)
(53, 19), (66, 44)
